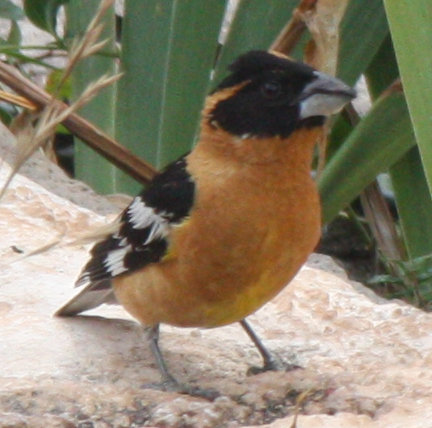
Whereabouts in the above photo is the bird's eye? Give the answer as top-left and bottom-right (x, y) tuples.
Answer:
(260, 80), (282, 99)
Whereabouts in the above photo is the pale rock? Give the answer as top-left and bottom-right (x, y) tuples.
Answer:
(0, 122), (432, 427)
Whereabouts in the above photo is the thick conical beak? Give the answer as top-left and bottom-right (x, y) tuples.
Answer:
(299, 71), (356, 119)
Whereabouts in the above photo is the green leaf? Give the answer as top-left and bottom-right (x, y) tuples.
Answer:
(319, 0), (389, 160)
(0, 0), (23, 20)
(45, 69), (71, 100)
(366, 31), (432, 264)
(319, 93), (416, 223)
(0, 104), (14, 125)
(365, 34), (398, 99)
(368, 274), (403, 286)
(337, 0), (388, 85)
(0, 50), (57, 68)
(23, 0), (68, 35)
(7, 20), (21, 46)
(66, 0), (117, 194)
(114, 0), (227, 193)
(390, 147), (432, 259)
(383, 0), (432, 195)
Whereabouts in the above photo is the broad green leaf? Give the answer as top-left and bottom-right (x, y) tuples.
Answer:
(319, 93), (416, 223)
(337, 0), (388, 85)
(114, 0), (227, 194)
(318, 0), (389, 159)
(0, 0), (23, 20)
(391, 147), (432, 259)
(24, 0), (68, 36)
(154, 1), (228, 168)
(368, 7), (432, 264)
(66, 0), (117, 194)
(384, 0), (432, 195)
(365, 34), (398, 99)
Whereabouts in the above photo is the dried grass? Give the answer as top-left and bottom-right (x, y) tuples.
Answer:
(0, 0), (120, 200)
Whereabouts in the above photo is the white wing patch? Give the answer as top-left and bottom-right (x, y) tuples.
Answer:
(128, 197), (158, 228)
(71, 155), (193, 292)
(103, 245), (130, 276)
(101, 197), (172, 276)
(127, 197), (170, 244)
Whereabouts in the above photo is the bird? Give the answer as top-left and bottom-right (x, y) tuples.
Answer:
(56, 50), (355, 395)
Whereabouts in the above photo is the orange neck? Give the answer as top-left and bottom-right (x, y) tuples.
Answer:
(196, 119), (322, 175)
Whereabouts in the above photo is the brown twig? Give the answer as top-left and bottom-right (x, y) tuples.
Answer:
(271, 0), (317, 55)
(360, 182), (406, 264)
(271, 12), (307, 55)
(0, 61), (157, 184)
(381, 77), (403, 98)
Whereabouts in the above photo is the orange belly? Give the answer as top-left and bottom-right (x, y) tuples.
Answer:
(113, 178), (320, 327)
(113, 127), (321, 328)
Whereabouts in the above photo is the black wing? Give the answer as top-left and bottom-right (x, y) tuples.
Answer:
(56, 154), (195, 316)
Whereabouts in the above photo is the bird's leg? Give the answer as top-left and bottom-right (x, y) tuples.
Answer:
(144, 324), (219, 400)
(145, 324), (180, 388)
(240, 319), (282, 373)
(240, 318), (299, 374)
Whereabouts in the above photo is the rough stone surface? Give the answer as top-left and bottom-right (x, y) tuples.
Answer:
(1, 125), (432, 428)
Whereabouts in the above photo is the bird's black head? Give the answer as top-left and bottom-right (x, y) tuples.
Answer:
(208, 50), (356, 139)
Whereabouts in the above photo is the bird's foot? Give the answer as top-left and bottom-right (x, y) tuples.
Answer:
(247, 354), (302, 376)
(143, 377), (220, 400)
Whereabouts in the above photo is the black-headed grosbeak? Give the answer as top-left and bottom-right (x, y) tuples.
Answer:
(57, 50), (355, 394)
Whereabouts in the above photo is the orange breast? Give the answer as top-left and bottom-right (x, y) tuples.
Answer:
(113, 127), (321, 328)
